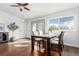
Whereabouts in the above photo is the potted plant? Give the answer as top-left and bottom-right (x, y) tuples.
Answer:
(7, 22), (19, 41)
(48, 26), (53, 35)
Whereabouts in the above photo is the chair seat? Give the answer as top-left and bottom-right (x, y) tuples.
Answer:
(53, 37), (59, 41)
(50, 39), (58, 44)
(35, 38), (43, 41)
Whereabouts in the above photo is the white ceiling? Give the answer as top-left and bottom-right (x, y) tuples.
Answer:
(0, 3), (79, 20)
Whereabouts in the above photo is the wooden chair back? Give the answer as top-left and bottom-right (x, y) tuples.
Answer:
(58, 31), (64, 46)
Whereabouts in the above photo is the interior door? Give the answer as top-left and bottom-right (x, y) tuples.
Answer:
(37, 21), (45, 34)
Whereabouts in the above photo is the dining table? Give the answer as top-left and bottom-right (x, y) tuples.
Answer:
(31, 34), (57, 56)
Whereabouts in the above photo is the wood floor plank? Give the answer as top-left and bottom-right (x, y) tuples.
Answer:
(0, 39), (79, 56)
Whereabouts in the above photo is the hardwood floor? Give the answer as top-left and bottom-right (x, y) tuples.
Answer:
(0, 39), (79, 56)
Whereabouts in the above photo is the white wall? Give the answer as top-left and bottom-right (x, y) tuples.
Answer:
(26, 7), (79, 48)
(0, 10), (27, 40)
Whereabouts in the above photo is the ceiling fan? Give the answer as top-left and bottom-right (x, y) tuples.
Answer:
(10, 3), (30, 12)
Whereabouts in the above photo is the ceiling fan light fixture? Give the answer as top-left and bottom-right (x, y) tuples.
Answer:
(11, 3), (30, 12)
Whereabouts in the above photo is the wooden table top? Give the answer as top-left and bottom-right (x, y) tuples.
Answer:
(31, 34), (57, 39)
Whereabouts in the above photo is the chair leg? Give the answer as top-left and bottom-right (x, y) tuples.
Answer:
(61, 44), (64, 52)
(58, 45), (61, 56)
(36, 42), (39, 50)
(42, 40), (45, 48)
(43, 40), (47, 49)
(39, 41), (40, 50)
(59, 50), (61, 56)
(62, 41), (64, 48)
(60, 45), (62, 51)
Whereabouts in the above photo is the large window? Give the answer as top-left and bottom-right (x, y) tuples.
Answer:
(48, 16), (74, 32)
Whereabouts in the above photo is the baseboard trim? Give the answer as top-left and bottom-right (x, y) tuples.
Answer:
(20, 37), (31, 39)
(14, 37), (31, 40)
(64, 43), (79, 48)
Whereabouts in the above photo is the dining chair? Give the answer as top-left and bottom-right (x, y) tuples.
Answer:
(32, 31), (43, 50)
(50, 31), (64, 56)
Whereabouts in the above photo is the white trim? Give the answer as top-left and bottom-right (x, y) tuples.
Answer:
(64, 43), (79, 48)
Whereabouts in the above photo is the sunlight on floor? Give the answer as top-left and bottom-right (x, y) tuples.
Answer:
(14, 44), (29, 47)
(8, 39), (31, 44)
(7, 39), (31, 48)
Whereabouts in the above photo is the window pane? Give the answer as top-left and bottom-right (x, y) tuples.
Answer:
(48, 18), (59, 32)
(38, 22), (44, 34)
(31, 20), (45, 34)
(59, 16), (74, 30)
(32, 23), (37, 31)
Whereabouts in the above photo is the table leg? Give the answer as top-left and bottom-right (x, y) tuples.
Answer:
(31, 36), (34, 52)
(47, 38), (51, 56)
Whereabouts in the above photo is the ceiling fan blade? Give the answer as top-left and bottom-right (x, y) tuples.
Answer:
(17, 3), (22, 6)
(23, 3), (29, 6)
(24, 7), (30, 11)
(17, 3), (29, 6)
(10, 5), (19, 7)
